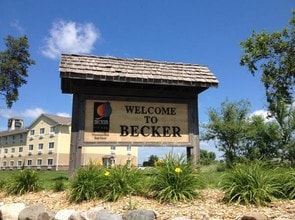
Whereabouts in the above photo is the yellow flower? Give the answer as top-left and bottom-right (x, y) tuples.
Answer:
(104, 171), (110, 176)
(175, 167), (182, 173)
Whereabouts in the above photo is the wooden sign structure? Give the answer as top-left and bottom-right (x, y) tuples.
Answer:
(59, 54), (218, 176)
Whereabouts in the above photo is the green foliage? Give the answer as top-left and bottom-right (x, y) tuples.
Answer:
(200, 149), (216, 165)
(100, 165), (145, 202)
(52, 176), (68, 192)
(143, 155), (159, 167)
(240, 11), (295, 164)
(275, 168), (295, 200)
(68, 164), (103, 203)
(0, 35), (35, 108)
(5, 169), (41, 195)
(220, 162), (281, 206)
(240, 11), (295, 111)
(0, 178), (7, 191)
(149, 154), (200, 203)
(201, 99), (251, 167)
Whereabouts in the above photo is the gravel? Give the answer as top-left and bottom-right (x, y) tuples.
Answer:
(1, 189), (294, 219)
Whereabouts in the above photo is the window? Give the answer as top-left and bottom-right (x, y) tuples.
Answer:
(37, 159), (42, 166)
(11, 148), (15, 153)
(27, 160), (32, 166)
(2, 161), (7, 167)
(19, 147), (23, 153)
(50, 126), (56, 133)
(30, 130), (35, 136)
(19, 134), (23, 142)
(17, 160), (22, 168)
(40, 128), (45, 134)
(10, 160), (14, 168)
(4, 148), (8, 154)
(29, 145), (34, 151)
(49, 142), (54, 150)
(127, 146), (131, 152)
(38, 143), (43, 151)
(12, 135), (15, 143)
(47, 158), (53, 166)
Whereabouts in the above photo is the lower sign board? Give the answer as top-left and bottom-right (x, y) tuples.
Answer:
(84, 100), (189, 145)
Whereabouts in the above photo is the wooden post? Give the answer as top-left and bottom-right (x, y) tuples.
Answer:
(68, 94), (84, 178)
(187, 97), (200, 164)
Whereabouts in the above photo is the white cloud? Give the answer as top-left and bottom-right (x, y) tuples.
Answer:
(56, 112), (71, 118)
(250, 109), (272, 121)
(10, 19), (25, 34)
(42, 20), (100, 59)
(19, 108), (46, 119)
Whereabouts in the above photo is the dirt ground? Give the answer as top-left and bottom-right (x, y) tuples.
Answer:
(1, 189), (294, 219)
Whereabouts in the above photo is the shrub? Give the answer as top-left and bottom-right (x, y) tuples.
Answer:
(99, 165), (145, 201)
(149, 153), (200, 203)
(5, 169), (41, 195)
(219, 162), (281, 206)
(275, 168), (295, 200)
(68, 164), (103, 202)
(52, 176), (68, 192)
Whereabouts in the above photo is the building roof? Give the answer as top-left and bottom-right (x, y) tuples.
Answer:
(59, 54), (219, 88)
(43, 114), (71, 125)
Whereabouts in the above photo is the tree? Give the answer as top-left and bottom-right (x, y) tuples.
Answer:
(200, 149), (216, 165)
(240, 11), (295, 164)
(0, 35), (35, 108)
(244, 115), (280, 160)
(240, 11), (295, 114)
(143, 154), (159, 167)
(201, 99), (250, 167)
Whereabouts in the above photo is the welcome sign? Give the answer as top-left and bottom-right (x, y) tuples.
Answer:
(84, 100), (189, 145)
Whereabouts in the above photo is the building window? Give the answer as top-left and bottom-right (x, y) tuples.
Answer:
(30, 130), (35, 136)
(10, 160), (14, 168)
(38, 143), (43, 152)
(127, 146), (131, 151)
(37, 159), (42, 166)
(17, 160), (22, 168)
(29, 145), (34, 151)
(40, 128), (45, 135)
(11, 148), (15, 153)
(19, 134), (23, 142)
(4, 148), (8, 154)
(2, 161), (7, 168)
(12, 135), (15, 143)
(49, 142), (54, 150)
(47, 158), (53, 166)
(19, 147), (23, 153)
(50, 126), (56, 133)
(27, 159), (32, 166)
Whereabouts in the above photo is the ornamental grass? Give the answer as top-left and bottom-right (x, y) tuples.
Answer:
(148, 153), (201, 203)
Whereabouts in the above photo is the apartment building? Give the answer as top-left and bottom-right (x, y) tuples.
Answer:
(0, 114), (138, 170)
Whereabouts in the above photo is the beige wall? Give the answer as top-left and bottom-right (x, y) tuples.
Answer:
(0, 115), (138, 170)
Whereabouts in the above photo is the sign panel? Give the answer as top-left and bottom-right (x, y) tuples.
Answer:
(84, 100), (189, 145)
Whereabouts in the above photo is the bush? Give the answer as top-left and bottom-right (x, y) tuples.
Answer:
(99, 165), (145, 201)
(275, 168), (295, 200)
(219, 162), (281, 206)
(149, 153), (200, 203)
(52, 176), (68, 192)
(68, 164), (103, 202)
(5, 169), (41, 195)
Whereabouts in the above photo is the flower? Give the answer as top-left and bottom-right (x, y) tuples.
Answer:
(104, 171), (110, 176)
(175, 167), (182, 173)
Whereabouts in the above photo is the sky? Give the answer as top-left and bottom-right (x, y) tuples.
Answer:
(0, 0), (294, 163)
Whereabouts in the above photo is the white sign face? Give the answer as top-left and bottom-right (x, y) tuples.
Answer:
(84, 100), (189, 145)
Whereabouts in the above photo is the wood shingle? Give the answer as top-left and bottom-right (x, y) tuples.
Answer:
(59, 54), (218, 89)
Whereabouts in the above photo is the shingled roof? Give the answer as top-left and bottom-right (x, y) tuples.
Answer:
(59, 54), (218, 88)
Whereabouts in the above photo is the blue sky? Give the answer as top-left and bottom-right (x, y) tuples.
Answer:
(0, 0), (294, 163)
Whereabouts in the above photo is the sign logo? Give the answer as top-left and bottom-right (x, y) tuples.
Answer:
(93, 102), (112, 132)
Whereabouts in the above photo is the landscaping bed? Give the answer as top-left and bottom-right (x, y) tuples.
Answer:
(1, 189), (294, 219)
